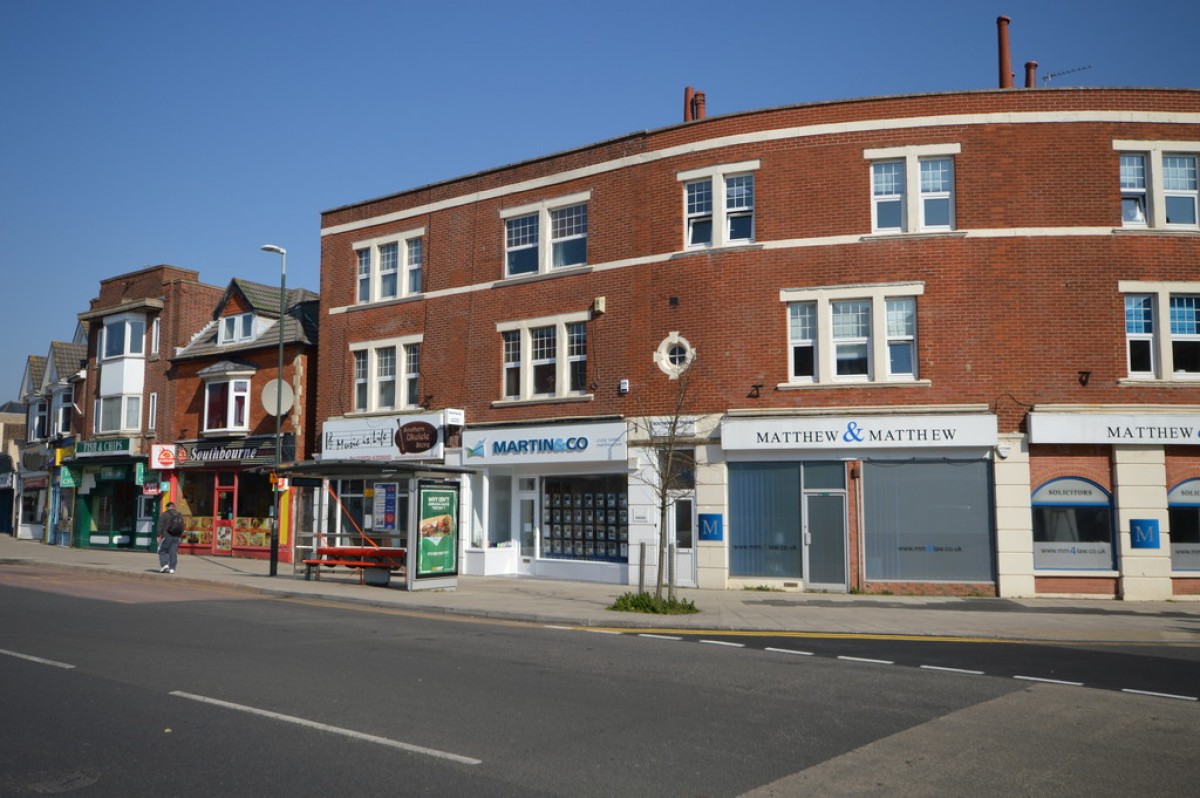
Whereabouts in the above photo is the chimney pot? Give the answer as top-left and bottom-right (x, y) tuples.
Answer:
(997, 16), (1013, 89)
(694, 91), (706, 120)
(684, 86), (695, 122)
(1024, 60), (1038, 88)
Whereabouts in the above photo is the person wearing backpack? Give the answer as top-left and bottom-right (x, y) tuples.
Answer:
(157, 502), (185, 574)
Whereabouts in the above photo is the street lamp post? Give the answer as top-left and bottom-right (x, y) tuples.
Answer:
(260, 244), (286, 577)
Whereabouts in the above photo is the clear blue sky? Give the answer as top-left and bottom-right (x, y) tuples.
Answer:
(2, 0), (1196, 399)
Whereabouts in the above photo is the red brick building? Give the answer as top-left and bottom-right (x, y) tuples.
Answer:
(165, 279), (319, 562)
(316, 86), (1200, 599)
(70, 266), (223, 550)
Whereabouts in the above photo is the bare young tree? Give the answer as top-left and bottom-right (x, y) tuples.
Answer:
(631, 352), (697, 602)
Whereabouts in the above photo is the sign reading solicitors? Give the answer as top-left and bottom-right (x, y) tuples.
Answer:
(462, 421), (628, 465)
(722, 415), (997, 451)
(1029, 413), (1200, 445)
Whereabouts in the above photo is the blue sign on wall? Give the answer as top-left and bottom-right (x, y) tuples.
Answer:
(698, 514), (723, 542)
(1131, 519), (1160, 549)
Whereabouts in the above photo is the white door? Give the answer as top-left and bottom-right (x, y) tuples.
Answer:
(516, 477), (538, 575)
(669, 495), (697, 588)
(135, 495), (157, 549)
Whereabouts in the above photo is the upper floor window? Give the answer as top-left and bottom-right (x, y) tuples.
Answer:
(501, 192), (590, 277)
(52, 387), (73, 436)
(782, 284), (923, 386)
(353, 228), (425, 303)
(28, 400), (48, 440)
(95, 395), (141, 434)
(204, 379), (250, 433)
(678, 162), (758, 249)
(1114, 141), (1200, 230)
(150, 318), (160, 355)
(102, 316), (145, 359)
(498, 312), (589, 402)
(864, 144), (960, 234)
(1122, 282), (1200, 379)
(349, 336), (423, 413)
(219, 313), (255, 344)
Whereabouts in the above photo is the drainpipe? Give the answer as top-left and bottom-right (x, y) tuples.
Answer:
(997, 16), (1013, 88)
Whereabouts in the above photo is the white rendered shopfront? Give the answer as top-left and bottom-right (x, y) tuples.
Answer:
(456, 420), (631, 583)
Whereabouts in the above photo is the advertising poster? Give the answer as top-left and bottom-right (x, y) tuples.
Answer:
(417, 486), (458, 578)
(373, 482), (398, 532)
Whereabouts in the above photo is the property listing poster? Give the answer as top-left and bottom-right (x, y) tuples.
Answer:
(417, 486), (459, 577)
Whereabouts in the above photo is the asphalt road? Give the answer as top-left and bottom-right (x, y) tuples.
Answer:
(1, 571), (1197, 797)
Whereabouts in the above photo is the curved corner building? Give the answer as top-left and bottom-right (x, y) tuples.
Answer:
(318, 85), (1200, 599)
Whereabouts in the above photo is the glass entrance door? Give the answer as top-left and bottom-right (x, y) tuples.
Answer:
(804, 493), (847, 591)
(214, 489), (235, 554)
(669, 495), (697, 588)
(516, 478), (538, 575)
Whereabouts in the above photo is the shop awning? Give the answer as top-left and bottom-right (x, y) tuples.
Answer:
(275, 459), (475, 480)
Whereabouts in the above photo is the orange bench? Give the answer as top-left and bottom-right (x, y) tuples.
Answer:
(303, 545), (407, 583)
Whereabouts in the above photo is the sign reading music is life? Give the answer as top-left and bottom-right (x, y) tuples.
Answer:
(321, 410), (463, 462)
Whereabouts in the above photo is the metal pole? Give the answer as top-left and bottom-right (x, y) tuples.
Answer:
(638, 541), (646, 594)
(273, 250), (285, 576)
(261, 245), (287, 577)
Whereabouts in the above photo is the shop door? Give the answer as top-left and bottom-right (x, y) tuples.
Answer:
(669, 495), (697, 588)
(803, 493), (847, 591)
(135, 495), (157, 550)
(214, 489), (235, 554)
(516, 478), (538, 576)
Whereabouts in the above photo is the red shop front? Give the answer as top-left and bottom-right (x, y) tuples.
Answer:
(157, 435), (292, 560)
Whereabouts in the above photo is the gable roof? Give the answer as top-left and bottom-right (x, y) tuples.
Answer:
(44, 341), (87, 389)
(21, 355), (46, 399)
(174, 279), (319, 362)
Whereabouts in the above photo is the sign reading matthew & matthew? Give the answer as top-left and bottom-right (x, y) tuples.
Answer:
(462, 421), (628, 464)
(722, 415), (998, 451)
(322, 411), (460, 461)
(1028, 413), (1200, 445)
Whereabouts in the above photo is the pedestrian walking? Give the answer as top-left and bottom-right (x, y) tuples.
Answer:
(157, 502), (185, 574)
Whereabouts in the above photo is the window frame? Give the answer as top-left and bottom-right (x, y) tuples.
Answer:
(1113, 141), (1200, 230)
(677, 162), (759, 250)
(352, 227), (426, 304)
(219, 312), (256, 345)
(500, 192), (591, 278)
(496, 311), (591, 403)
(780, 283), (925, 386)
(864, 144), (960, 234)
(1120, 281), (1200, 381)
(203, 377), (252, 434)
(101, 315), (146, 360)
(94, 395), (142, 434)
(348, 335), (424, 414)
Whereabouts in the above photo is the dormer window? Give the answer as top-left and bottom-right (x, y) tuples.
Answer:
(220, 313), (255, 345)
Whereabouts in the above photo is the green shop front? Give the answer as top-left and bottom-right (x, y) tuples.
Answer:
(63, 437), (157, 550)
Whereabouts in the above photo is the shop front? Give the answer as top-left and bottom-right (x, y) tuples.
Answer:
(1027, 409), (1200, 599)
(457, 420), (630, 583)
(153, 435), (292, 560)
(65, 438), (151, 549)
(721, 412), (998, 594)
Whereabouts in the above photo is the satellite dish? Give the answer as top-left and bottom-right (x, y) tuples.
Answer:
(262, 379), (295, 416)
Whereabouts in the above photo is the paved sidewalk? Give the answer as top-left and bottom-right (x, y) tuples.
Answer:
(3, 535), (1199, 644)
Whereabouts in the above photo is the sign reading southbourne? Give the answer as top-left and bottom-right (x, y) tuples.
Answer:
(462, 420), (628, 465)
(1029, 413), (1200, 445)
(75, 438), (135, 457)
(721, 415), (997, 451)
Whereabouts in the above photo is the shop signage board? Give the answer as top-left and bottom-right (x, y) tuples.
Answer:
(76, 438), (135, 457)
(698, 514), (723, 541)
(322, 412), (453, 461)
(1028, 413), (1200, 445)
(414, 484), (459, 582)
(60, 466), (77, 488)
(462, 420), (628, 465)
(722, 415), (998, 451)
(156, 436), (290, 468)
